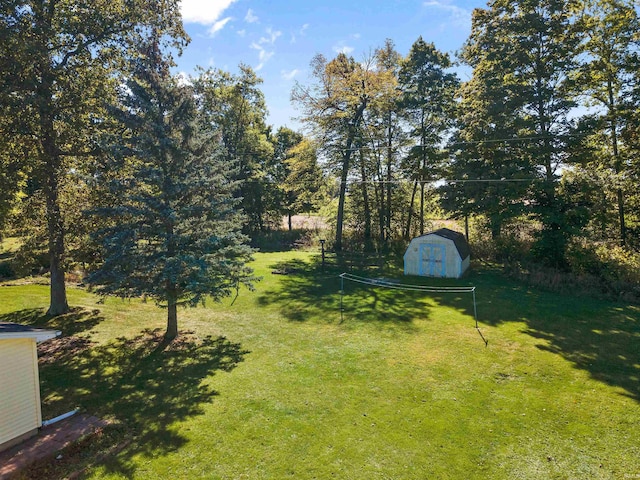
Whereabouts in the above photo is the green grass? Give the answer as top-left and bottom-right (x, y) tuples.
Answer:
(1, 251), (639, 479)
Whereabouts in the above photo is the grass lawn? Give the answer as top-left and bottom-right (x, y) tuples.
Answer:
(1, 251), (639, 479)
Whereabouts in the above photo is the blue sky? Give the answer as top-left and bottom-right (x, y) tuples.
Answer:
(176, 0), (486, 130)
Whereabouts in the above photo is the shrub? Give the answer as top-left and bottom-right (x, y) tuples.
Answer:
(0, 260), (14, 279)
(507, 241), (640, 303)
(468, 218), (533, 263)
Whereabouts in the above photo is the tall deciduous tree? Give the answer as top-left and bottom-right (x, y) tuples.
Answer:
(292, 53), (376, 251)
(498, 0), (580, 266)
(370, 39), (404, 245)
(283, 138), (325, 227)
(193, 66), (275, 234)
(576, 0), (639, 246)
(1, 0), (186, 314)
(89, 39), (254, 341)
(442, 8), (535, 239)
(399, 37), (458, 237)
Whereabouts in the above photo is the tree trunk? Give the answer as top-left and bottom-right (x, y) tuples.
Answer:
(372, 163), (385, 246)
(166, 286), (178, 340)
(46, 185), (69, 316)
(420, 181), (425, 235)
(608, 79), (626, 246)
(39, 73), (69, 316)
(405, 181), (418, 240)
(166, 302), (178, 340)
(376, 179), (385, 246)
(335, 153), (350, 252)
(335, 105), (366, 251)
(419, 125), (427, 236)
(359, 152), (372, 251)
(465, 214), (469, 242)
(44, 148), (68, 316)
(385, 124), (393, 243)
(288, 212), (292, 231)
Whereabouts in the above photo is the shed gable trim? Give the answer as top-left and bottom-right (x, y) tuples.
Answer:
(0, 323), (60, 343)
(414, 228), (470, 259)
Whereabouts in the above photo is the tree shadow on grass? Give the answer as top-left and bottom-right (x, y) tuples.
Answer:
(260, 257), (640, 403)
(257, 257), (442, 332)
(17, 325), (247, 479)
(0, 307), (104, 336)
(448, 268), (640, 403)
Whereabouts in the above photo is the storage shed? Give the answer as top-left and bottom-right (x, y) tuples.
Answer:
(404, 228), (471, 278)
(0, 323), (60, 452)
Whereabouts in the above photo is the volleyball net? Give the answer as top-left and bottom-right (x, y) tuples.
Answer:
(338, 272), (478, 327)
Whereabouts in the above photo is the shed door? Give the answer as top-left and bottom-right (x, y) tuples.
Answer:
(418, 243), (446, 277)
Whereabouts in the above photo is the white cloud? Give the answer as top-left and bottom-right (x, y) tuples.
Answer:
(180, 0), (238, 25)
(259, 27), (281, 45)
(423, 0), (471, 27)
(237, 29), (246, 37)
(245, 8), (258, 23)
(351, 33), (361, 39)
(251, 41), (275, 71)
(208, 16), (232, 35)
(291, 23), (309, 44)
(281, 69), (300, 81)
(333, 43), (354, 55)
(250, 27), (281, 70)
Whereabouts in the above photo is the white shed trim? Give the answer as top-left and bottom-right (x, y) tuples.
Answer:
(0, 325), (60, 343)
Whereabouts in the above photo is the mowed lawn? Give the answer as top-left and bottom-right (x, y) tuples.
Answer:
(1, 251), (639, 479)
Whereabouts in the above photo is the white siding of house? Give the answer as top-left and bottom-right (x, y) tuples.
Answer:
(0, 338), (41, 450)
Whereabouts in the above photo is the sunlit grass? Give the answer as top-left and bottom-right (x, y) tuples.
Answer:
(0, 236), (21, 253)
(1, 251), (639, 479)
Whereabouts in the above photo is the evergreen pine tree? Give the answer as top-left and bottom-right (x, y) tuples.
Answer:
(89, 38), (254, 340)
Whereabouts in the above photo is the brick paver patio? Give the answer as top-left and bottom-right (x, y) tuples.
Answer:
(0, 414), (108, 480)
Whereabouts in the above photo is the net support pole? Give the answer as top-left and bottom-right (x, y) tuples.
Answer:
(472, 288), (478, 329)
(340, 275), (344, 323)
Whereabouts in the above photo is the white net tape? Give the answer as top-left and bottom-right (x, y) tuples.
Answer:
(339, 273), (475, 293)
(338, 273), (483, 342)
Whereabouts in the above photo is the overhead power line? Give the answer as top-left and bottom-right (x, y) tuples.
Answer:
(230, 132), (589, 157)
(338, 178), (540, 185)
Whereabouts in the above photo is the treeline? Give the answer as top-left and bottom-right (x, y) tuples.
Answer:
(0, 1), (324, 331)
(293, 0), (640, 268)
(2, 0), (640, 319)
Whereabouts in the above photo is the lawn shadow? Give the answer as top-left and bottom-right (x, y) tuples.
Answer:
(0, 307), (104, 336)
(258, 255), (443, 332)
(28, 328), (248, 478)
(261, 256), (640, 403)
(466, 269), (640, 403)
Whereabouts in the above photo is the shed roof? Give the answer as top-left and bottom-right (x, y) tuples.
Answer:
(0, 323), (61, 343)
(416, 228), (470, 259)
